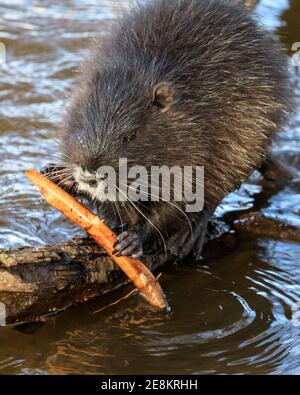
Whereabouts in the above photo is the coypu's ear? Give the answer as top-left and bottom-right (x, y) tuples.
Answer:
(153, 82), (174, 112)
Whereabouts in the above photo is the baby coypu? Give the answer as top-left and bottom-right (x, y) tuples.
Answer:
(46, 0), (291, 260)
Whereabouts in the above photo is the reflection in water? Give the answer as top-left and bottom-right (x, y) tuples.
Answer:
(0, 0), (300, 374)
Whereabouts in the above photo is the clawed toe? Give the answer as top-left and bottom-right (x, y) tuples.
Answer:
(113, 230), (143, 258)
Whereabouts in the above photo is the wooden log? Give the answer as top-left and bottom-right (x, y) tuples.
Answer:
(231, 212), (300, 243)
(0, 237), (170, 325)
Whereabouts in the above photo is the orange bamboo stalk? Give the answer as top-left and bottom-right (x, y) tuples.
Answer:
(25, 169), (167, 310)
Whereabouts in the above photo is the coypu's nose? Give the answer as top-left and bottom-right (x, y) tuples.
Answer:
(87, 178), (98, 188)
(77, 170), (98, 188)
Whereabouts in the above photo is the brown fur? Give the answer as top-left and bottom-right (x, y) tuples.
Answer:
(58, 0), (291, 258)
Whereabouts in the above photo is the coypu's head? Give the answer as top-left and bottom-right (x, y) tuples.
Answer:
(59, 57), (196, 223)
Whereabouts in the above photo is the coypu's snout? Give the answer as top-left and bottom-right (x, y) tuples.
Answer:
(73, 165), (111, 202)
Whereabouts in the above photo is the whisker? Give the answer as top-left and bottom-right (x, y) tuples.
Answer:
(116, 185), (167, 255)
(119, 180), (193, 239)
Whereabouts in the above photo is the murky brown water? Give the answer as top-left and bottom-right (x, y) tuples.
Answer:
(0, 0), (300, 375)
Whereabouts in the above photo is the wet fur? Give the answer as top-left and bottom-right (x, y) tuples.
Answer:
(56, 0), (291, 258)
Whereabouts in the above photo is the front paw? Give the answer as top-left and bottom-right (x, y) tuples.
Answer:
(113, 230), (143, 259)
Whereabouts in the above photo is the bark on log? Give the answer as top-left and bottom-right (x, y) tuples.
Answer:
(230, 212), (300, 243)
(0, 237), (170, 325)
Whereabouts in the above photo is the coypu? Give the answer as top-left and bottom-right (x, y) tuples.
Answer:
(44, 0), (291, 260)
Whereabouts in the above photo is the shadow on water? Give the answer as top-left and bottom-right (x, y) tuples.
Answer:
(0, 0), (300, 374)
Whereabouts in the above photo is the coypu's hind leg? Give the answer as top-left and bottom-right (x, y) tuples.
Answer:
(259, 156), (294, 182)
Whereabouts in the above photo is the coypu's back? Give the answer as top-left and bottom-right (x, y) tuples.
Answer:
(64, 0), (291, 223)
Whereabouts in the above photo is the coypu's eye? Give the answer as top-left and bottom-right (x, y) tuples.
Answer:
(153, 82), (174, 112)
(123, 130), (137, 144)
